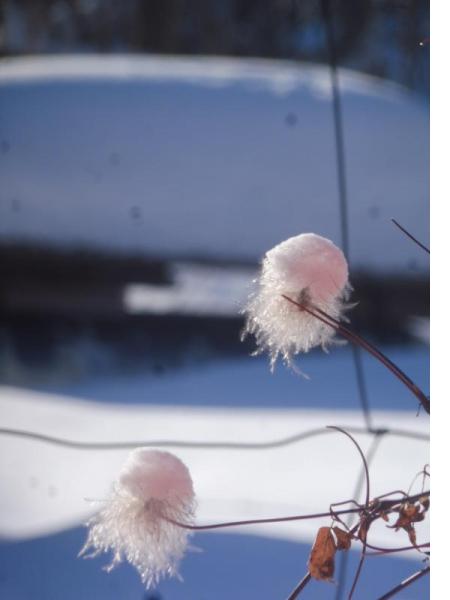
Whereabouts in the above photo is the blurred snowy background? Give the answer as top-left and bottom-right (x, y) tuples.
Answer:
(0, 1), (429, 599)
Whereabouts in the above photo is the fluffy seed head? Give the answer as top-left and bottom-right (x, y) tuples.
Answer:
(80, 449), (196, 589)
(242, 233), (351, 370)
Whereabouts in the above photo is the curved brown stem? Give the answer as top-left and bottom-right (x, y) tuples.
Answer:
(327, 427), (370, 599)
(167, 491), (429, 532)
(281, 295), (430, 415)
(327, 427), (370, 507)
(365, 542), (430, 556)
(334, 432), (385, 599)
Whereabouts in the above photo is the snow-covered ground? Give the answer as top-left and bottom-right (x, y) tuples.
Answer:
(0, 55), (429, 272)
(0, 345), (429, 598)
(0, 384), (429, 543)
(123, 261), (256, 316)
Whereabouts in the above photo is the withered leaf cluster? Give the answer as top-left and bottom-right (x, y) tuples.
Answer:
(308, 526), (352, 581)
(388, 497), (429, 547)
(308, 494), (429, 583)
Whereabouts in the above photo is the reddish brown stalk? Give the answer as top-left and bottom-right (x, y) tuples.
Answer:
(365, 542), (430, 556)
(285, 572), (312, 600)
(327, 427), (370, 599)
(314, 305), (429, 411)
(376, 566), (430, 599)
(166, 491), (429, 532)
(281, 295), (430, 415)
(327, 427), (370, 506)
(167, 507), (362, 531)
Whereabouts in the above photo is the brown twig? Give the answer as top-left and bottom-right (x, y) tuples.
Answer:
(168, 491), (429, 532)
(281, 295), (430, 415)
(334, 432), (385, 599)
(285, 572), (312, 600)
(327, 427), (371, 506)
(327, 427), (370, 599)
(365, 542), (430, 556)
(310, 305), (429, 414)
(376, 566), (430, 599)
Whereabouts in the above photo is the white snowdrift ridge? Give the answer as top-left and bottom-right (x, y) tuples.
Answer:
(0, 385), (429, 557)
(0, 55), (428, 272)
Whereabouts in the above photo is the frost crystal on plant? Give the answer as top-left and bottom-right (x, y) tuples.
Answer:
(79, 449), (196, 589)
(242, 233), (351, 370)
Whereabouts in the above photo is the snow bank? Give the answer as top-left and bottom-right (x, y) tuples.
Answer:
(0, 384), (428, 553)
(0, 55), (429, 272)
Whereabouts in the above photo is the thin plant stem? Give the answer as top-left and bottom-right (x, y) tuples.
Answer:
(167, 491), (429, 532)
(376, 566), (430, 599)
(320, 0), (373, 440)
(281, 295), (430, 414)
(365, 542), (430, 556)
(392, 219), (430, 254)
(327, 427), (370, 599)
(0, 424), (428, 451)
(315, 304), (429, 412)
(334, 432), (384, 597)
(327, 427), (371, 509)
(285, 572), (312, 600)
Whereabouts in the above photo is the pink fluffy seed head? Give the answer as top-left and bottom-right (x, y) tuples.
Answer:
(80, 449), (196, 589)
(119, 449), (194, 503)
(242, 233), (352, 370)
(263, 233), (348, 304)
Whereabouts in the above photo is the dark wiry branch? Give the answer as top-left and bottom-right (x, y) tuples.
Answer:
(365, 542), (429, 556)
(327, 427), (370, 599)
(376, 566), (430, 599)
(168, 491), (429, 532)
(392, 219), (430, 254)
(285, 572), (312, 600)
(327, 427), (370, 506)
(334, 432), (385, 598)
(0, 424), (428, 451)
(281, 295), (430, 414)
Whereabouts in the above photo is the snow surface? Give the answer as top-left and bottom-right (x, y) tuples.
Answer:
(50, 345), (430, 411)
(0, 54), (429, 272)
(0, 346), (429, 598)
(0, 383), (428, 547)
(123, 262), (256, 316)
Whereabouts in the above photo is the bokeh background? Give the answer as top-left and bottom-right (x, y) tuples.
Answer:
(0, 2), (429, 599)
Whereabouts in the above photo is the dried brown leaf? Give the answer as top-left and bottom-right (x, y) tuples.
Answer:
(308, 527), (336, 582)
(390, 503), (424, 531)
(332, 526), (352, 551)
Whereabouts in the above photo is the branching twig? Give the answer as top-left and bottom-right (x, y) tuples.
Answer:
(327, 427), (370, 599)
(376, 566), (430, 599)
(168, 491), (429, 532)
(334, 432), (385, 597)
